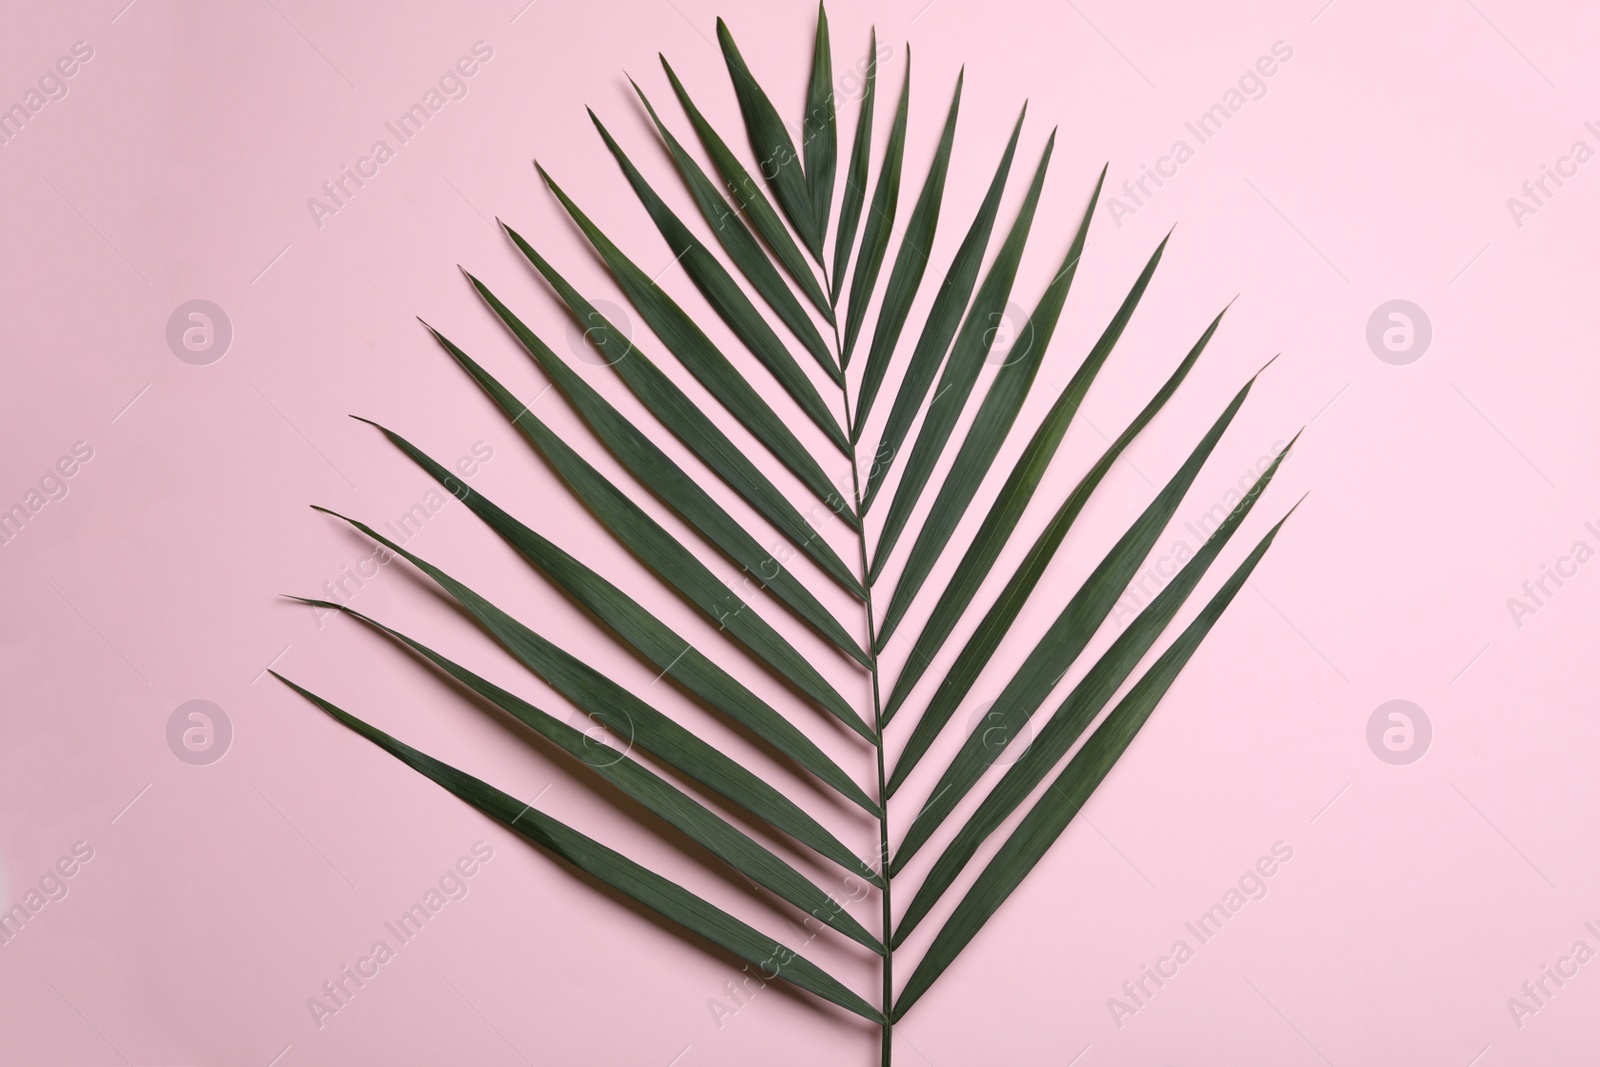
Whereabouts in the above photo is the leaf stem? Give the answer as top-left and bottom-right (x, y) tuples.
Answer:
(833, 303), (892, 1065)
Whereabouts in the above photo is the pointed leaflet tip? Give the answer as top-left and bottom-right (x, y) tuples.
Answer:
(1251, 352), (1282, 380)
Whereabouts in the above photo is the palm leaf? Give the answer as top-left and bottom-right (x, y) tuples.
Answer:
(277, 675), (881, 1020)
(281, 15), (1301, 1059)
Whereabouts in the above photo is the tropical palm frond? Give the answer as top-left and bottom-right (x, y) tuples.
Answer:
(275, 6), (1301, 1061)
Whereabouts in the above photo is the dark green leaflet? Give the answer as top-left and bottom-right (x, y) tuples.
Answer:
(448, 287), (863, 619)
(419, 328), (873, 732)
(305, 509), (878, 883)
(892, 509), (1297, 1018)
(499, 222), (862, 539)
(660, 58), (832, 318)
(852, 70), (962, 436)
(718, 17), (822, 259)
(803, 2), (836, 241)
(879, 244), (1196, 719)
(857, 106), (1025, 490)
(589, 111), (846, 453)
(870, 321), (1216, 764)
(866, 131), (1056, 581)
(841, 53), (909, 365)
(883, 252), (1196, 735)
(892, 441), (1295, 945)
(874, 166), (1103, 643)
(890, 374), (1256, 865)
(631, 78), (839, 383)
(286, 600), (882, 951)
(830, 29), (877, 305)
(535, 167), (842, 509)
(276, 676), (882, 1021)
(353, 417), (876, 814)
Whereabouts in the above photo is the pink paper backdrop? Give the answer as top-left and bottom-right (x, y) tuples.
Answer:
(3, 0), (1598, 1063)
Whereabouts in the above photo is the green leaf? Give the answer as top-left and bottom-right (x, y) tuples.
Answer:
(892, 439), (1296, 946)
(661, 57), (833, 320)
(803, 3), (837, 241)
(276, 675), (882, 1021)
(830, 30), (877, 305)
(890, 370), (1256, 863)
(717, 17), (822, 259)
(447, 287), (866, 636)
(880, 246), (1198, 721)
(535, 167), (843, 509)
(588, 111), (848, 454)
(307, 507), (880, 884)
(852, 69), (962, 433)
(841, 52), (909, 365)
(631, 78), (840, 384)
(285, 601), (882, 952)
(353, 415), (876, 814)
(856, 106), (1024, 480)
(875, 166), (1103, 641)
(867, 131), (1055, 578)
(892, 505), (1298, 1019)
(421, 327), (874, 732)
(501, 222), (862, 541)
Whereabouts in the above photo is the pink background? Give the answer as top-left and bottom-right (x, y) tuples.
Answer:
(3, 0), (1598, 1063)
